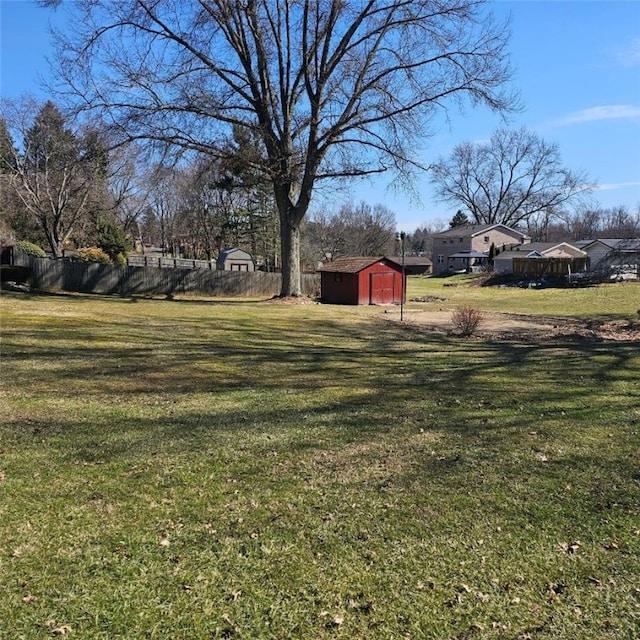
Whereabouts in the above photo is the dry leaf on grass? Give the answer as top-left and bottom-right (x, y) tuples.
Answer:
(331, 614), (344, 626)
(45, 620), (72, 635)
(558, 540), (580, 554)
(319, 611), (344, 627)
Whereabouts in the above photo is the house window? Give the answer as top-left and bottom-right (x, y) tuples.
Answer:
(437, 254), (444, 264)
(484, 236), (490, 243)
(460, 238), (463, 242)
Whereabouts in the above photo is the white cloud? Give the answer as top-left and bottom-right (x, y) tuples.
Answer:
(553, 105), (640, 126)
(617, 37), (640, 67)
(595, 181), (640, 192)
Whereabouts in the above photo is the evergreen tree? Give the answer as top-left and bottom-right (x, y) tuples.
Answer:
(0, 118), (16, 174)
(8, 101), (107, 256)
(95, 215), (132, 261)
(449, 209), (470, 228)
(0, 118), (19, 239)
(488, 242), (496, 267)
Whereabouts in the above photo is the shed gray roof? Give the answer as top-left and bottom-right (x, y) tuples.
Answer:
(217, 247), (253, 263)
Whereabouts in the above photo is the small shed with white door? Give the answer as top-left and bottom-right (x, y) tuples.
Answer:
(216, 247), (255, 271)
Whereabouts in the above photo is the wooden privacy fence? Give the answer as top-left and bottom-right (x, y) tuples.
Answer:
(126, 255), (216, 270)
(512, 257), (589, 277)
(21, 256), (319, 297)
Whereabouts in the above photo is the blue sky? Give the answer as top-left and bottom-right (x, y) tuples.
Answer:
(2, 0), (639, 232)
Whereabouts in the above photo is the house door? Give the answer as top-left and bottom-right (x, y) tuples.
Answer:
(370, 272), (394, 304)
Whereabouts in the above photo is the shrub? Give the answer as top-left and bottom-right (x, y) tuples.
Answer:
(96, 216), (132, 260)
(14, 240), (46, 257)
(451, 305), (483, 336)
(114, 252), (127, 266)
(76, 247), (112, 264)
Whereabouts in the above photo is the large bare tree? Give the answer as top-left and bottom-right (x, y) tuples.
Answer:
(430, 126), (593, 230)
(43, 0), (515, 295)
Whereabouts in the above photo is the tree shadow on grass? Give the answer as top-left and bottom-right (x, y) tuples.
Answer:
(2, 295), (638, 484)
(4, 301), (637, 399)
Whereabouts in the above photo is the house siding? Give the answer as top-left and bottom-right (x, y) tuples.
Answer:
(432, 225), (530, 274)
(495, 243), (587, 275)
(582, 242), (614, 269)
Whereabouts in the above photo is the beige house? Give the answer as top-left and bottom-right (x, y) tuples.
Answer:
(432, 224), (531, 274)
(494, 242), (587, 275)
(576, 238), (640, 280)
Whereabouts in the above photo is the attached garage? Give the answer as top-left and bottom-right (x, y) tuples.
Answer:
(318, 256), (405, 305)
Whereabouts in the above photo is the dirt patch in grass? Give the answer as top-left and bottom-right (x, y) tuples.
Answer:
(268, 295), (319, 304)
(397, 309), (640, 342)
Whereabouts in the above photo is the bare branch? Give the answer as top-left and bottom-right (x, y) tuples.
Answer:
(430, 126), (594, 228)
(42, 0), (516, 294)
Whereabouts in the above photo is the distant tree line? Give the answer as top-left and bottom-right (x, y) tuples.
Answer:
(0, 100), (282, 266)
(2, 100), (637, 269)
(0, 99), (402, 269)
(529, 204), (640, 242)
(6, 1), (633, 287)
(302, 203), (397, 266)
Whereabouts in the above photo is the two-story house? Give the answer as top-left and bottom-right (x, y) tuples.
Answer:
(432, 223), (531, 274)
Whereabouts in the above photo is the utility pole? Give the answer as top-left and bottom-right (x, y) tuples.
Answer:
(398, 231), (406, 321)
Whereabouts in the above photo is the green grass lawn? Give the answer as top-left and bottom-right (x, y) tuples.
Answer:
(1, 283), (639, 639)
(407, 274), (640, 320)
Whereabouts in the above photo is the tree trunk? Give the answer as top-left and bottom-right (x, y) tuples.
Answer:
(44, 224), (62, 258)
(279, 209), (303, 297)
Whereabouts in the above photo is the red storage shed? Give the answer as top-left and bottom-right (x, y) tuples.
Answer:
(318, 257), (405, 305)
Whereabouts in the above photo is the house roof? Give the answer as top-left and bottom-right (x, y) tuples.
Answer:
(448, 251), (488, 259)
(497, 242), (586, 259)
(318, 256), (398, 273)
(508, 242), (559, 253)
(619, 239), (640, 251)
(391, 256), (433, 266)
(433, 223), (530, 239)
(510, 241), (584, 254)
(495, 250), (544, 260)
(579, 238), (640, 251)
